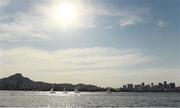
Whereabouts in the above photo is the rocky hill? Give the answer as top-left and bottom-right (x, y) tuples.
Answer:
(0, 73), (106, 91)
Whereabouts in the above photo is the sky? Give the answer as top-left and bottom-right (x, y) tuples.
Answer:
(0, 0), (180, 87)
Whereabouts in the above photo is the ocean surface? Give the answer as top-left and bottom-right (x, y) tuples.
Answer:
(0, 91), (180, 107)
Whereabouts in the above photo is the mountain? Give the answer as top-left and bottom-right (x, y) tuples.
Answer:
(0, 73), (106, 91)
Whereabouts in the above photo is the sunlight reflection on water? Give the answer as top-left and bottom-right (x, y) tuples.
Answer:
(0, 91), (180, 107)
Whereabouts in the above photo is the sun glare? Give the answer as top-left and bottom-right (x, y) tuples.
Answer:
(54, 3), (79, 26)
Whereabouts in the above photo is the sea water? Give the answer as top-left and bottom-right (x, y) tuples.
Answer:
(0, 91), (180, 107)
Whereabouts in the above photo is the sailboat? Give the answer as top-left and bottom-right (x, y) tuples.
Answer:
(63, 85), (68, 93)
(74, 86), (80, 93)
(106, 87), (111, 94)
(50, 84), (56, 93)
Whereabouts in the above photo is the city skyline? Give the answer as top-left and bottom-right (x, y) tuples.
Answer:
(0, 0), (180, 87)
(120, 81), (179, 92)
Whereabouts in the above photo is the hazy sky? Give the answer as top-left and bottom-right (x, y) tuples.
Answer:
(0, 0), (180, 87)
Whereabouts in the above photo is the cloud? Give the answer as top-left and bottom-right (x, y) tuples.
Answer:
(157, 20), (167, 28)
(119, 16), (143, 27)
(0, 13), (50, 43)
(118, 9), (149, 27)
(87, 2), (149, 28)
(0, 4), (51, 43)
(1, 47), (179, 87)
(1, 47), (153, 74)
(0, 0), (95, 42)
(0, 0), (150, 43)
(0, 0), (9, 8)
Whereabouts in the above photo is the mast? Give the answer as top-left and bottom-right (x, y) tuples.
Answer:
(107, 87), (111, 93)
(74, 85), (80, 93)
(63, 85), (66, 91)
(51, 84), (54, 91)
(50, 84), (56, 93)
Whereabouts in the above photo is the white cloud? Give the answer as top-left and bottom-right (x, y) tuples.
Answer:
(0, 12), (51, 43)
(0, 47), (154, 86)
(157, 20), (167, 28)
(1, 47), (153, 73)
(119, 16), (143, 27)
(87, 2), (149, 28)
(0, 0), (9, 8)
(118, 9), (149, 27)
(0, 0), (150, 42)
(1, 47), (179, 87)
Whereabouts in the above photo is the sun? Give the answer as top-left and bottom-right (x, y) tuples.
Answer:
(54, 3), (79, 26)
(58, 4), (77, 23)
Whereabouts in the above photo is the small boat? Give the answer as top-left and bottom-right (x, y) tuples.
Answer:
(106, 87), (111, 94)
(50, 84), (56, 93)
(74, 86), (80, 93)
(63, 85), (68, 93)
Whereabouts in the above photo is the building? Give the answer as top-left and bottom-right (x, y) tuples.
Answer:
(123, 85), (126, 89)
(127, 84), (133, 88)
(164, 81), (168, 88)
(164, 81), (167, 86)
(134, 85), (141, 89)
(169, 83), (175, 88)
(120, 81), (179, 92)
(158, 83), (163, 87)
(142, 82), (145, 87)
(151, 83), (154, 87)
(127, 84), (133, 91)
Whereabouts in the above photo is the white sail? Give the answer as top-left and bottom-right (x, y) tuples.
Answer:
(106, 87), (111, 94)
(50, 87), (53, 91)
(74, 86), (80, 93)
(50, 84), (56, 93)
(63, 85), (68, 93)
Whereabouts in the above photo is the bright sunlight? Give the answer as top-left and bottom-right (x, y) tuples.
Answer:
(54, 3), (80, 27)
